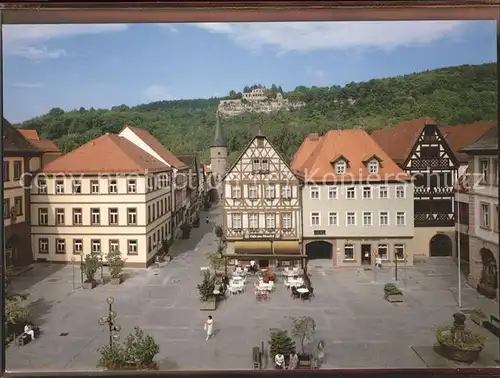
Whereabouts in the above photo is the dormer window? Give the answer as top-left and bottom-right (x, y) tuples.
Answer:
(335, 161), (346, 174)
(367, 159), (379, 174)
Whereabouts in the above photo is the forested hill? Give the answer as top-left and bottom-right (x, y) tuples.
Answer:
(15, 62), (497, 162)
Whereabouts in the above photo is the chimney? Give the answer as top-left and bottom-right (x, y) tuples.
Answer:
(308, 133), (319, 140)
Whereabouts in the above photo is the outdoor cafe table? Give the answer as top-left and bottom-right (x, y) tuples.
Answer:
(297, 287), (309, 299)
(258, 283), (271, 291)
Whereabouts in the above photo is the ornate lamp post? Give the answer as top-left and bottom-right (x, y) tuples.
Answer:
(98, 296), (121, 348)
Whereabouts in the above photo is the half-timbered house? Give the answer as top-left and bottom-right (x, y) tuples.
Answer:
(221, 131), (304, 268)
(371, 118), (494, 259)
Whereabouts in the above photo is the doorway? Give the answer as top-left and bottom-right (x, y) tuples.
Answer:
(361, 244), (371, 265)
(429, 234), (452, 257)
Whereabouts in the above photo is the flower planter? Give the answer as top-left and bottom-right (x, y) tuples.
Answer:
(437, 341), (482, 363)
(470, 313), (487, 326)
(108, 363), (159, 371)
(200, 296), (216, 311)
(385, 293), (404, 302)
(82, 280), (96, 290)
(110, 277), (122, 285)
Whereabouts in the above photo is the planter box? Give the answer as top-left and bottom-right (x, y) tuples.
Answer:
(385, 294), (404, 302)
(200, 297), (217, 311)
(437, 342), (482, 363)
(470, 313), (487, 326)
(110, 277), (122, 285)
(82, 281), (96, 290)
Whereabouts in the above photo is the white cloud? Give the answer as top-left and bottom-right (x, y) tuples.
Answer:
(143, 85), (175, 102)
(306, 66), (325, 79)
(3, 24), (128, 61)
(194, 21), (468, 53)
(157, 24), (179, 33)
(12, 82), (45, 89)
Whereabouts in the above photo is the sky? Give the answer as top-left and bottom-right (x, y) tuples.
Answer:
(3, 20), (497, 123)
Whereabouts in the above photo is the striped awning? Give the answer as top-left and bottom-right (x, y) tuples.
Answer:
(273, 241), (301, 255)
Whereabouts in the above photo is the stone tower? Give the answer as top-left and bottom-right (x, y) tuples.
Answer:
(210, 110), (228, 182)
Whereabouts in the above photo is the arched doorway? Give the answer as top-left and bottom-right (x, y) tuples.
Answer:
(478, 248), (498, 299)
(306, 241), (332, 260)
(429, 234), (452, 257)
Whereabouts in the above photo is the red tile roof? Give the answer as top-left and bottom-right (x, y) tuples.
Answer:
(18, 129), (39, 140)
(42, 134), (171, 174)
(30, 139), (60, 153)
(291, 129), (409, 183)
(122, 125), (188, 170)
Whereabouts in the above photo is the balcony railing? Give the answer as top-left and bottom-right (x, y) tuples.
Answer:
(410, 158), (450, 170)
(414, 186), (455, 195)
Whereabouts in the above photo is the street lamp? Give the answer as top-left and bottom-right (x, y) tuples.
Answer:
(71, 257), (75, 291)
(98, 296), (121, 349)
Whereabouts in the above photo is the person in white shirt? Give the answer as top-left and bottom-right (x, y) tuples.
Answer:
(375, 254), (382, 269)
(288, 352), (299, 369)
(250, 260), (256, 272)
(204, 315), (214, 340)
(275, 353), (285, 369)
(24, 324), (35, 340)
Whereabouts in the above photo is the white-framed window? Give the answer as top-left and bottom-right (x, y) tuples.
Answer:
(479, 159), (489, 184)
(91, 208), (100, 225)
(252, 159), (261, 172)
(396, 185), (405, 199)
(127, 240), (138, 255)
(127, 208), (137, 225)
(265, 213), (276, 228)
(55, 208), (65, 225)
(362, 187), (372, 199)
(379, 186), (388, 199)
(396, 212), (406, 226)
(109, 240), (119, 252)
(282, 213), (292, 229)
(310, 186), (320, 200)
(282, 185), (291, 198)
(232, 213), (242, 229)
(231, 185), (241, 199)
(109, 179), (118, 194)
(328, 212), (338, 226)
(377, 244), (388, 260)
(109, 208), (119, 225)
(328, 186), (338, 199)
(344, 244), (355, 260)
(91, 180), (99, 194)
(39, 238), (49, 254)
(368, 160), (379, 174)
(346, 212), (356, 226)
(248, 185), (258, 199)
(335, 160), (346, 174)
(91, 239), (101, 253)
(127, 179), (137, 193)
(379, 211), (389, 226)
(480, 203), (490, 228)
(72, 180), (82, 194)
(56, 239), (66, 254)
(265, 185), (276, 199)
(394, 244), (405, 260)
(37, 178), (47, 194)
(345, 187), (356, 199)
(55, 180), (64, 194)
(362, 212), (372, 226)
(311, 212), (320, 226)
(39, 208), (48, 225)
(73, 239), (83, 255)
(261, 159), (269, 171)
(493, 159), (498, 186)
(249, 214), (259, 229)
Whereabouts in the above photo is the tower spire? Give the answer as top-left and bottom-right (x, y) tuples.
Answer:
(210, 110), (227, 148)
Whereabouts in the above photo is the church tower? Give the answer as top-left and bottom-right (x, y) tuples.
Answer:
(210, 110), (228, 181)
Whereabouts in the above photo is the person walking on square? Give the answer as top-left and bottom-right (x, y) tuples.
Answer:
(206, 216), (209, 224)
(375, 253), (382, 269)
(204, 315), (214, 340)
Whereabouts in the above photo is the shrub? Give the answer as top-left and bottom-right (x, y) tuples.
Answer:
(384, 283), (402, 296)
(436, 325), (485, 350)
(214, 224), (224, 239)
(5, 297), (30, 328)
(197, 270), (216, 302)
(269, 330), (295, 357)
(290, 316), (316, 355)
(82, 251), (102, 282)
(206, 251), (224, 272)
(106, 249), (125, 279)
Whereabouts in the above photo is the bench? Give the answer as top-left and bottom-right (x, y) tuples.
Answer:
(15, 326), (40, 346)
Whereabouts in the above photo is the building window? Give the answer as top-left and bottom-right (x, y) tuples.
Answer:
(73, 239), (83, 255)
(91, 239), (101, 253)
(265, 185), (275, 199)
(3, 161), (10, 182)
(231, 185), (241, 199)
(109, 208), (119, 225)
(148, 236), (152, 252)
(282, 185), (291, 198)
(248, 185), (258, 199)
(328, 186), (338, 199)
(495, 205), (499, 232)
(346, 187), (355, 199)
(362, 187), (372, 199)
(282, 213), (292, 229)
(91, 208), (101, 225)
(344, 244), (354, 260)
(152, 204), (156, 221)
(91, 180), (99, 194)
(14, 196), (23, 215)
(147, 205), (151, 223)
(493, 159), (498, 186)
(379, 211), (389, 226)
(56, 239), (66, 254)
(128, 240), (138, 255)
(231, 213), (242, 229)
(396, 212), (406, 226)
(310, 186), (320, 200)
(127, 179), (137, 193)
(367, 160), (379, 174)
(252, 159), (261, 172)
(127, 208), (137, 225)
(346, 212), (356, 226)
(396, 186), (405, 199)
(394, 244), (405, 260)
(39, 208), (48, 225)
(55, 180), (64, 194)
(379, 186), (388, 199)
(362, 212), (372, 226)
(13, 161), (22, 180)
(109, 240), (119, 252)
(37, 178), (47, 194)
(109, 179), (118, 194)
(55, 208), (65, 225)
(335, 161), (346, 174)
(39, 238), (49, 254)
(3, 199), (9, 219)
(73, 208), (82, 225)
(328, 212), (338, 226)
(261, 159), (269, 172)
(377, 244), (388, 260)
(479, 159), (489, 184)
(480, 203), (490, 228)
(72, 180), (82, 194)
(249, 214), (259, 229)
(311, 212), (320, 226)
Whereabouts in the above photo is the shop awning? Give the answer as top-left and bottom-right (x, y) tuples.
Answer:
(273, 240), (301, 255)
(233, 241), (272, 255)
(224, 253), (306, 261)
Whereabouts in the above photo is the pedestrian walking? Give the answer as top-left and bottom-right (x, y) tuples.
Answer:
(206, 216), (209, 224)
(204, 315), (214, 340)
(375, 254), (382, 269)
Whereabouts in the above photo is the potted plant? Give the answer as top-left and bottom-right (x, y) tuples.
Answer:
(214, 224), (224, 240)
(383, 283), (404, 302)
(207, 251), (224, 274)
(197, 270), (216, 311)
(180, 222), (191, 239)
(82, 251), (102, 289)
(262, 268), (277, 284)
(470, 308), (488, 326)
(106, 249), (125, 285)
(269, 330), (296, 361)
(290, 316), (316, 362)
